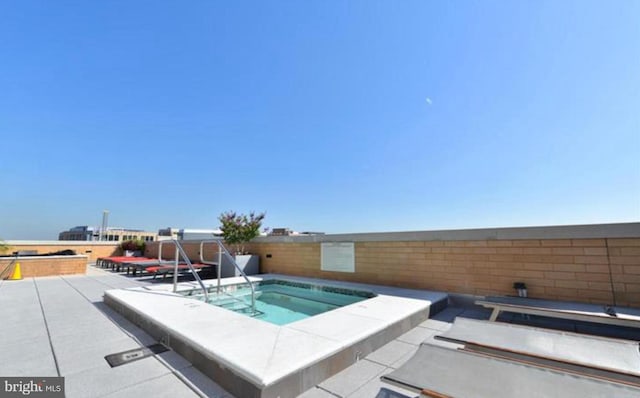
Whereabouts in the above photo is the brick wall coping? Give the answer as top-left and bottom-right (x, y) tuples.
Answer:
(251, 222), (640, 243)
(0, 255), (89, 261)
(6, 223), (638, 246)
(5, 240), (120, 246)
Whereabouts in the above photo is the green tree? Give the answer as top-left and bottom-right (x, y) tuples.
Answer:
(218, 211), (265, 254)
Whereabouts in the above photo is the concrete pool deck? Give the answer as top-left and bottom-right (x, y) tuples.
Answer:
(3, 265), (640, 397)
(104, 274), (448, 397)
(0, 266), (231, 398)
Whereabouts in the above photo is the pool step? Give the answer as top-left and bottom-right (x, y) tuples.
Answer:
(215, 300), (264, 317)
(234, 306), (265, 317)
(206, 296), (236, 306)
(205, 293), (264, 316)
(221, 301), (251, 311)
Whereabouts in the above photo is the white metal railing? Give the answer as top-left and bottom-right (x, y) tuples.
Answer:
(160, 240), (209, 301)
(200, 239), (256, 315)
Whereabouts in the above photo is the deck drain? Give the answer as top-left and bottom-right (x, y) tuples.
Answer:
(105, 343), (169, 367)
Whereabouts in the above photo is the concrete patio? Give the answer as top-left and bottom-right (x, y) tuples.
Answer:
(2, 265), (639, 398)
(0, 267), (231, 398)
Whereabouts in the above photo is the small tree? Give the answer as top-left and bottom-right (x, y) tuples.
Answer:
(218, 211), (265, 254)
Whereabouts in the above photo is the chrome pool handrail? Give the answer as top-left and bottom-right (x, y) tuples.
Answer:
(163, 239), (209, 302)
(200, 239), (256, 316)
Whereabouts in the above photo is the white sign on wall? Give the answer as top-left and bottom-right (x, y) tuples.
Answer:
(321, 242), (355, 273)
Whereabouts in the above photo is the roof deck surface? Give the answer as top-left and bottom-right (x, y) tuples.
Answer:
(1, 265), (639, 397)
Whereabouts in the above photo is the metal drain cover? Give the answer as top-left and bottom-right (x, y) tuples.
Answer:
(105, 343), (169, 367)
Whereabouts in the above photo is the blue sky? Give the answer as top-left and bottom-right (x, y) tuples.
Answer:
(1, 1), (638, 239)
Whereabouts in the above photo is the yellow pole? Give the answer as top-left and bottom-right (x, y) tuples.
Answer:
(8, 262), (22, 280)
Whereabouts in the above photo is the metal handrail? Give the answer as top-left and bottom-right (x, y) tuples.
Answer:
(157, 240), (176, 262)
(164, 239), (209, 301)
(158, 240), (179, 286)
(200, 239), (256, 315)
(198, 239), (220, 265)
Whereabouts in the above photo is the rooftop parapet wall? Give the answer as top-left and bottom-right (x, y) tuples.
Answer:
(3, 241), (120, 262)
(246, 223), (640, 307)
(0, 255), (88, 278)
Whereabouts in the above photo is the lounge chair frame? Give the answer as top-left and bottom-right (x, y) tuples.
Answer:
(476, 296), (640, 328)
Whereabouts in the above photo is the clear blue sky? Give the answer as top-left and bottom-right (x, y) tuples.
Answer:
(1, 1), (638, 239)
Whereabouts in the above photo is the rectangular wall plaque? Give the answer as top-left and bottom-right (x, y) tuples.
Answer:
(321, 242), (355, 273)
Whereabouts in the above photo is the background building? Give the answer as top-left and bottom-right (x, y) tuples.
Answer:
(268, 228), (324, 236)
(158, 228), (222, 240)
(58, 226), (157, 242)
(58, 226), (96, 241)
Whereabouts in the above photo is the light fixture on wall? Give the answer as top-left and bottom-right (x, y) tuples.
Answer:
(513, 282), (527, 298)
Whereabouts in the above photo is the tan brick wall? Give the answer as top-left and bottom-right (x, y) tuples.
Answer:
(245, 238), (640, 307)
(4, 243), (120, 262)
(1, 256), (87, 278)
(609, 238), (640, 307)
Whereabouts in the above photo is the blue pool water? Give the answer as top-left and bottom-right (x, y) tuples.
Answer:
(182, 280), (376, 325)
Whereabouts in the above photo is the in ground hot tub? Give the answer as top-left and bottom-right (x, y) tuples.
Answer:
(179, 279), (376, 325)
(105, 274), (448, 398)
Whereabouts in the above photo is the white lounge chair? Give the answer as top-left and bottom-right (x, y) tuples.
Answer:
(381, 318), (640, 397)
(476, 296), (640, 328)
(382, 343), (640, 398)
(436, 317), (640, 377)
